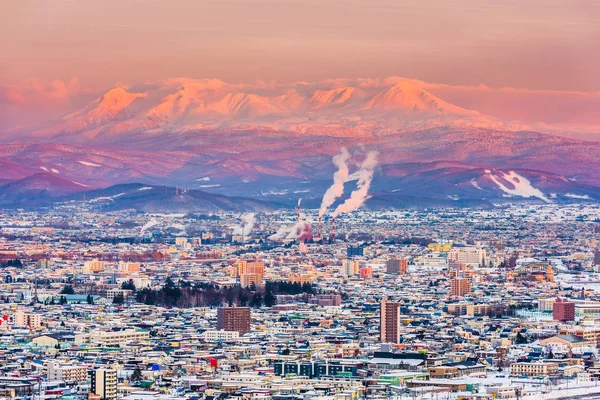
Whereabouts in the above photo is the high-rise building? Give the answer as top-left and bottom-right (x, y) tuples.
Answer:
(448, 247), (486, 266)
(119, 262), (140, 274)
(546, 263), (554, 282)
(83, 260), (105, 274)
(594, 250), (600, 265)
(380, 298), (401, 343)
(450, 278), (471, 297)
(232, 260), (264, 279)
(89, 369), (117, 400)
(15, 309), (41, 329)
(217, 307), (251, 334)
(386, 258), (407, 274)
(347, 246), (364, 258)
(553, 298), (575, 322)
(239, 273), (261, 288)
(360, 265), (372, 279)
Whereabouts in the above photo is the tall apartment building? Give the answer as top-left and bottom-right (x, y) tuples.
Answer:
(538, 298), (556, 312)
(47, 362), (88, 382)
(448, 247), (486, 266)
(89, 369), (117, 400)
(360, 265), (373, 279)
(232, 260), (264, 278)
(553, 298), (575, 322)
(119, 262), (140, 274)
(83, 260), (105, 274)
(239, 273), (261, 288)
(450, 278), (471, 297)
(386, 258), (407, 274)
(380, 298), (401, 343)
(217, 307), (251, 334)
(15, 309), (42, 329)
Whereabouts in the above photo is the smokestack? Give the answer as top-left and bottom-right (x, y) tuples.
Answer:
(241, 221), (245, 244)
(331, 216), (336, 241)
(297, 199), (301, 223)
(318, 216), (322, 237)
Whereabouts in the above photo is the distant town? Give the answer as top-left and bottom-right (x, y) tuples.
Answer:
(0, 203), (599, 399)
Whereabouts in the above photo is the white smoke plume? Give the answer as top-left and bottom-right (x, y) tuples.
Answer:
(333, 150), (378, 216)
(298, 198), (302, 208)
(140, 218), (160, 235)
(232, 213), (256, 236)
(269, 221), (310, 241)
(319, 147), (351, 217)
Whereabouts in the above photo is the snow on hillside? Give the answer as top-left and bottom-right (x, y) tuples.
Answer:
(488, 170), (550, 203)
(78, 160), (102, 167)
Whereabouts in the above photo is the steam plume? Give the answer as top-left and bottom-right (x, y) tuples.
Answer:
(269, 221), (310, 241)
(233, 213), (256, 236)
(319, 147), (351, 217)
(333, 151), (378, 216)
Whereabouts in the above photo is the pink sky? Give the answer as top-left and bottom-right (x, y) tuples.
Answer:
(1, 0), (599, 135)
(2, 0), (599, 89)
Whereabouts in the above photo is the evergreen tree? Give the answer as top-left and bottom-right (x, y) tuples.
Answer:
(264, 290), (276, 307)
(113, 293), (125, 305)
(131, 366), (143, 382)
(60, 285), (75, 295)
(250, 293), (263, 308)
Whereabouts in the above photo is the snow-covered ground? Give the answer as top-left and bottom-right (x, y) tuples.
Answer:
(488, 170), (550, 203)
(78, 160), (102, 167)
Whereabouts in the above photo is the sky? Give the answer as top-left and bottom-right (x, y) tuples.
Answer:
(1, 0), (599, 133)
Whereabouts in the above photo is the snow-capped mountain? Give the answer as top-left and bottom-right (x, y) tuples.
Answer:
(23, 79), (513, 140)
(3, 78), (600, 209)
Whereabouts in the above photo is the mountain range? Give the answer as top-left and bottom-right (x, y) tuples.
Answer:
(2, 78), (600, 211)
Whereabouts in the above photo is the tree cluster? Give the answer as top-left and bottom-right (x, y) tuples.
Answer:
(0, 259), (23, 268)
(134, 279), (314, 308)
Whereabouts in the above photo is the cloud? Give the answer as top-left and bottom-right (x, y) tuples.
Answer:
(0, 78), (81, 107)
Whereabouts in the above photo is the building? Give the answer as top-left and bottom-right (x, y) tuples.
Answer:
(232, 260), (264, 279)
(273, 360), (360, 378)
(347, 246), (364, 258)
(360, 265), (373, 279)
(47, 361), (88, 382)
(119, 262), (140, 274)
(105, 289), (133, 302)
(380, 298), (401, 343)
(75, 329), (149, 346)
(83, 260), (105, 273)
(239, 273), (261, 288)
(510, 362), (558, 377)
(288, 273), (313, 285)
(90, 369), (117, 400)
(15, 309), (42, 329)
(540, 334), (594, 353)
(386, 258), (407, 274)
(0, 377), (36, 398)
(448, 247), (485, 266)
(309, 294), (342, 307)
(538, 297), (556, 312)
(450, 278), (471, 297)
(217, 307), (251, 334)
(447, 303), (490, 317)
(553, 298), (575, 322)
(202, 330), (240, 341)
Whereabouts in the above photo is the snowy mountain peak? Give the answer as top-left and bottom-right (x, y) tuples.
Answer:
(363, 82), (474, 115)
(96, 87), (147, 114)
(308, 87), (355, 108)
